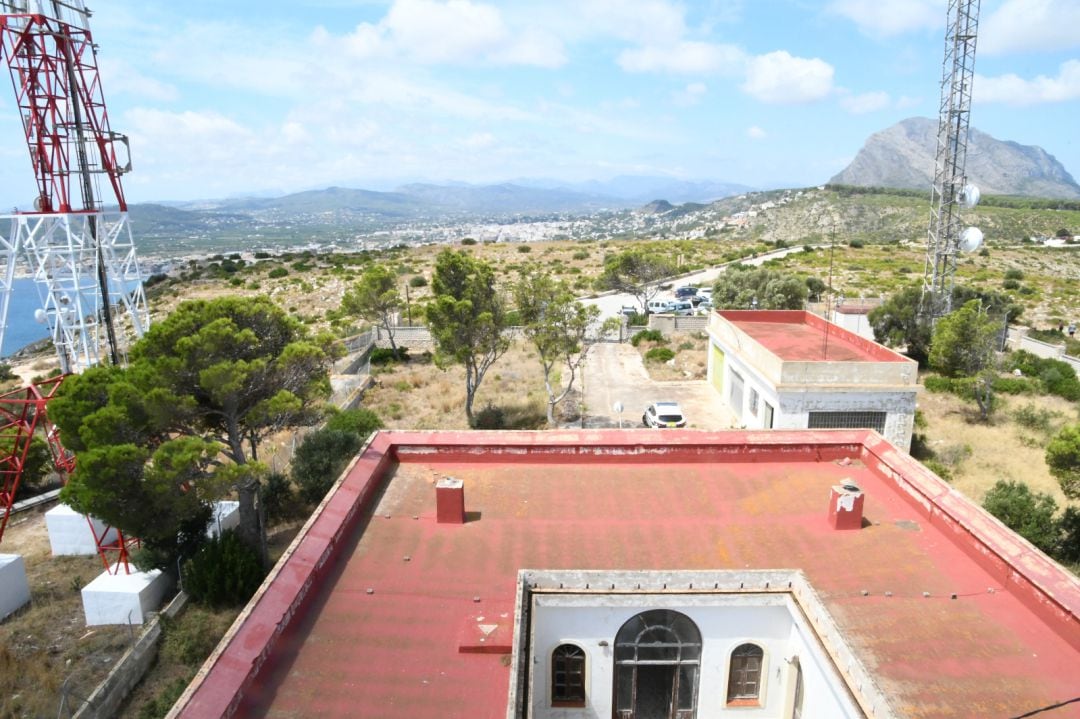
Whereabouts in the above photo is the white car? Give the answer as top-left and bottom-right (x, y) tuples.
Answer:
(642, 402), (687, 428)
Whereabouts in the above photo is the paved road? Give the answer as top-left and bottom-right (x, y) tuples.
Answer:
(582, 343), (736, 430)
(580, 245), (812, 318)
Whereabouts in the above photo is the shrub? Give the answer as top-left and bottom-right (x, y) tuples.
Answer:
(1002, 278), (1020, 290)
(678, 341), (695, 351)
(645, 347), (676, 363)
(325, 408), (383, 439)
(183, 531), (266, 608)
(923, 459), (952, 481)
(460, 237), (477, 245)
(630, 329), (666, 347)
(293, 428), (363, 505)
(267, 267), (288, 279)
(516, 244), (532, 253)
(848, 239), (864, 248)
(473, 403), (506, 429)
(408, 275), (428, 288)
(572, 250), (589, 260)
(0, 362), (16, 381)
(1012, 404), (1057, 434)
(1004, 268), (1024, 280)
(992, 376), (1039, 395)
(261, 471), (298, 522)
(254, 251), (271, 259)
(982, 480), (1060, 554)
(624, 312), (647, 326)
(370, 347), (408, 366)
(1057, 507), (1080, 563)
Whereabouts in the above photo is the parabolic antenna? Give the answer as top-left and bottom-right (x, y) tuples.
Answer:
(959, 226), (984, 252)
(960, 183), (981, 209)
(34, 308), (47, 324)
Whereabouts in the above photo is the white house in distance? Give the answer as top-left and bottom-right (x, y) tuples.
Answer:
(707, 310), (919, 450)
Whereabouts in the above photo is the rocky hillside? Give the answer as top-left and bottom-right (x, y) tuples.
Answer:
(831, 117), (1080, 199)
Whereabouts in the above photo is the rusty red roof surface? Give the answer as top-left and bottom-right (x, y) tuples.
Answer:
(718, 310), (907, 363)
(172, 431), (1080, 719)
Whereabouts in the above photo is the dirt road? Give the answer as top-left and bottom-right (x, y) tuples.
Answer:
(582, 343), (735, 429)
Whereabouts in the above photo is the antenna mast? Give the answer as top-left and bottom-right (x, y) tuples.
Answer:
(922, 0), (982, 323)
(0, 0), (149, 372)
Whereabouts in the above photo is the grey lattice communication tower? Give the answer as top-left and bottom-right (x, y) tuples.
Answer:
(923, 0), (982, 322)
(0, 0), (149, 373)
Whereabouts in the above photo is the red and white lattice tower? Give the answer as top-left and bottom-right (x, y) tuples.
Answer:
(0, 0), (149, 374)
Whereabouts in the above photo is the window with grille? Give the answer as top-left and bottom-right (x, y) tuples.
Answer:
(726, 643), (764, 704)
(749, 388), (759, 416)
(807, 411), (886, 434)
(552, 644), (586, 706)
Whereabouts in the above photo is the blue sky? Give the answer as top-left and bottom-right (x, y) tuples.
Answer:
(0, 0), (1078, 204)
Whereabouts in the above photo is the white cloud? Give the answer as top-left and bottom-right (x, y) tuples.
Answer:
(336, 0), (568, 67)
(580, 0), (688, 45)
(741, 51), (834, 104)
(673, 82), (708, 106)
(975, 60), (1080, 105)
(841, 90), (890, 114)
(461, 132), (497, 150)
(618, 41), (746, 74)
(981, 0), (1080, 55)
(826, 0), (939, 37)
(746, 126), (767, 140)
(100, 59), (180, 102)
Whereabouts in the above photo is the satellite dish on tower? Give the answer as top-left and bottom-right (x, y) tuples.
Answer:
(959, 183), (981, 209)
(959, 227), (984, 252)
(34, 308), (47, 324)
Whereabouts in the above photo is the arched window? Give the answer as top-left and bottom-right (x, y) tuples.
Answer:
(613, 610), (701, 719)
(726, 643), (765, 704)
(551, 644), (586, 706)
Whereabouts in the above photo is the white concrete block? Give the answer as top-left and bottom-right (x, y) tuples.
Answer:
(206, 500), (240, 538)
(45, 504), (117, 556)
(0, 554), (31, 621)
(81, 564), (173, 626)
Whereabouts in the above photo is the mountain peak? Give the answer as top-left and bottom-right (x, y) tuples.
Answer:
(831, 117), (1080, 199)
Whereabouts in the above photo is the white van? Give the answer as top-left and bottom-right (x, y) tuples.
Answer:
(669, 301), (694, 316)
(647, 300), (673, 314)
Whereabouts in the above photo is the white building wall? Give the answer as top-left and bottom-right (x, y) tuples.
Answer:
(528, 594), (862, 719)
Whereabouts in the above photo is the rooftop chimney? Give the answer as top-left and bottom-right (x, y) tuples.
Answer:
(828, 481), (864, 530)
(436, 477), (465, 524)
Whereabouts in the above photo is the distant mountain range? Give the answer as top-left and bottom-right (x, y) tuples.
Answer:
(831, 117), (1080, 199)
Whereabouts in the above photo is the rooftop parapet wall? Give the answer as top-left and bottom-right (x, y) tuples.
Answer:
(710, 310), (918, 389)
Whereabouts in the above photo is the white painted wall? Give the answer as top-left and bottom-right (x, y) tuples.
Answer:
(708, 335), (916, 450)
(527, 593), (862, 719)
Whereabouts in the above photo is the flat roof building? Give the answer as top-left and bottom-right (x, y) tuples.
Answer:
(170, 430), (1079, 719)
(707, 311), (919, 450)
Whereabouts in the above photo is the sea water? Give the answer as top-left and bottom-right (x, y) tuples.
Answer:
(1, 277), (51, 358)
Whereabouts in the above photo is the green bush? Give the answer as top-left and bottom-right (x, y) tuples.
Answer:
(644, 347), (675, 363)
(261, 471), (298, 522)
(370, 347), (408, 365)
(293, 428), (363, 505)
(992, 376), (1040, 395)
(923, 459), (952, 481)
(473, 403), (506, 429)
(267, 267), (288, 279)
(1004, 268), (1024, 280)
(1012, 404), (1057, 434)
(982, 480), (1060, 554)
(325, 408), (383, 439)
(624, 312), (647, 326)
(183, 531), (266, 608)
(408, 275), (428, 287)
(160, 608), (221, 666)
(848, 239), (864, 248)
(516, 244), (532, 253)
(630, 329), (666, 347)
(572, 250), (589, 260)
(460, 237), (477, 245)
(1002, 278), (1020, 290)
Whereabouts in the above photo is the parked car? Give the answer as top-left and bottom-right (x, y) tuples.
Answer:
(647, 299), (674, 314)
(643, 402), (687, 428)
(669, 301), (694, 316)
(675, 286), (698, 299)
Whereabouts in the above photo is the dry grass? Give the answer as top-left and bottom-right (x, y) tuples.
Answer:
(638, 332), (710, 381)
(917, 389), (1080, 507)
(361, 341), (556, 430)
(0, 510), (130, 719)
